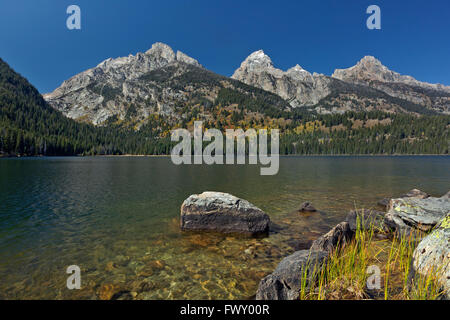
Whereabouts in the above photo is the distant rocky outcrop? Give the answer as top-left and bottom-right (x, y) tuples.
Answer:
(180, 192), (270, 235)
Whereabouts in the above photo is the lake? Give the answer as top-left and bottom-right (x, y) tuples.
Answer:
(0, 156), (448, 299)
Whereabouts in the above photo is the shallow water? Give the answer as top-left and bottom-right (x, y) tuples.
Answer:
(0, 156), (448, 299)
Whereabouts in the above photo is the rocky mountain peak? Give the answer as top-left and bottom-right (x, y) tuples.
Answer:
(43, 42), (203, 124)
(145, 42), (175, 59)
(232, 50), (283, 85)
(286, 64), (313, 81)
(355, 55), (389, 73)
(332, 55), (450, 95)
(240, 50), (274, 71)
(359, 55), (383, 65)
(232, 51), (329, 107)
(44, 46), (450, 126)
(46, 42), (201, 96)
(332, 55), (393, 82)
(288, 64), (306, 72)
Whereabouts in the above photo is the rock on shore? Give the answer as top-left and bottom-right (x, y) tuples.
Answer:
(378, 188), (430, 210)
(256, 189), (450, 300)
(257, 219), (356, 300)
(180, 192), (270, 235)
(256, 250), (328, 300)
(385, 197), (450, 233)
(310, 221), (353, 253)
(400, 189), (430, 199)
(412, 214), (450, 299)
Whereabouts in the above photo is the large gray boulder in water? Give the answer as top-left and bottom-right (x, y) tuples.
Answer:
(256, 249), (328, 300)
(412, 215), (450, 299)
(385, 197), (450, 234)
(180, 192), (270, 235)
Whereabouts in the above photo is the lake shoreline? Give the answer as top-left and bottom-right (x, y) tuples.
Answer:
(1, 153), (449, 159)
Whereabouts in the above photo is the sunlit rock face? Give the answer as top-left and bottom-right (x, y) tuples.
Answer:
(43, 42), (202, 124)
(233, 52), (450, 114)
(232, 50), (331, 108)
(45, 45), (450, 124)
(332, 56), (450, 114)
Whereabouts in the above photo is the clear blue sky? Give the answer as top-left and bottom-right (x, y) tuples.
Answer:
(1, 0), (449, 93)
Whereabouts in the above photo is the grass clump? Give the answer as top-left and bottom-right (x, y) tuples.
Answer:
(299, 212), (446, 300)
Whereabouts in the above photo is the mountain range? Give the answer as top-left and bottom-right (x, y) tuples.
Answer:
(233, 52), (450, 115)
(1, 43), (449, 157)
(43, 42), (450, 126)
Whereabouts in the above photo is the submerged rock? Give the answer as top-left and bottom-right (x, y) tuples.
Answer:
(256, 249), (328, 300)
(299, 202), (317, 212)
(385, 197), (450, 234)
(310, 221), (354, 253)
(98, 284), (122, 300)
(105, 261), (118, 272)
(412, 215), (450, 299)
(180, 192), (270, 235)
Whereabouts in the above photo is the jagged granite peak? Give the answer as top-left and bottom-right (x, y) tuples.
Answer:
(145, 42), (176, 60)
(45, 42), (200, 98)
(333, 55), (407, 83)
(332, 55), (450, 93)
(232, 50), (327, 107)
(44, 46), (450, 125)
(233, 50), (285, 79)
(241, 50), (275, 69)
(43, 42), (202, 124)
(286, 64), (314, 82)
(233, 51), (450, 114)
(331, 56), (450, 114)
